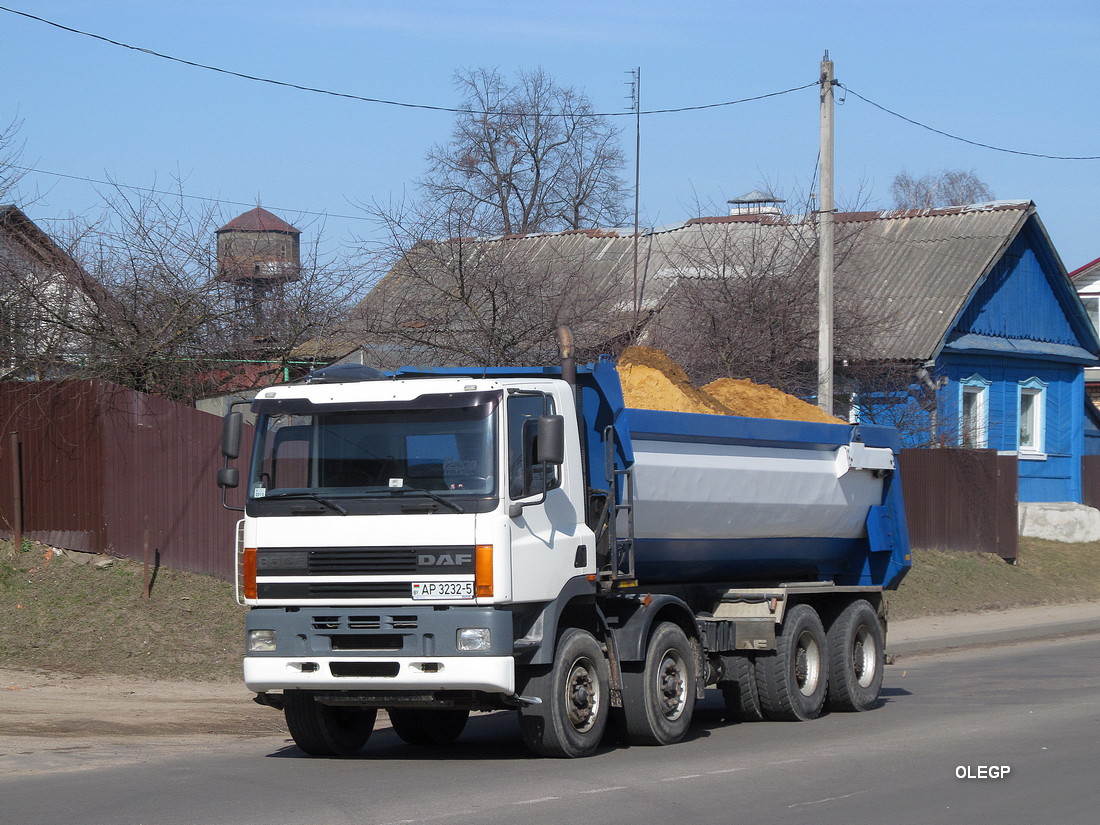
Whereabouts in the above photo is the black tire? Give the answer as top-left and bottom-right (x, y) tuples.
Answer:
(518, 628), (610, 758)
(622, 622), (697, 745)
(826, 600), (885, 712)
(388, 708), (470, 745)
(284, 691), (376, 756)
(755, 604), (828, 721)
(720, 653), (764, 722)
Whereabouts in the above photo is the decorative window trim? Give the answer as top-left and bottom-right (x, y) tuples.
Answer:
(959, 374), (990, 449)
(1017, 377), (1047, 458)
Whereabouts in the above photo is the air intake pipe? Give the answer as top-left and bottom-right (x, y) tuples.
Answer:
(557, 324), (576, 387)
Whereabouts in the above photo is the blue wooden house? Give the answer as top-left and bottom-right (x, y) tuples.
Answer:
(839, 201), (1100, 503)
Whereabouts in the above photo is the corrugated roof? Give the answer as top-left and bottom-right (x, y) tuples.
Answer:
(832, 202), (1032, 360)
(217, 207), (300, 235)
(1070, 256), (1100, 287)
(353, 200), (1040, 365)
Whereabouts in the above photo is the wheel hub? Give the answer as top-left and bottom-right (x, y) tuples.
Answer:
(794, 630), (821, 696)
(658, 654), (687, 719)
(566, 662), (599, 732)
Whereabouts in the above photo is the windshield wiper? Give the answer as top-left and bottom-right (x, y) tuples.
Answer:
(261, 492), (348, 515)
(389, 485), (464, 514)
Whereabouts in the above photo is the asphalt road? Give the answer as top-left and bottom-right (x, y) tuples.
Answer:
(3, 635), (1099, 825)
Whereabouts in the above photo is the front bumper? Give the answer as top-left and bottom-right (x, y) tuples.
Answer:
(244, 654), (516, 694)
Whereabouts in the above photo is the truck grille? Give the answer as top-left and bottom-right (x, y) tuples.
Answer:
(309, 549), (418, 574)
(311, 615), (419, 631)
(257, 582), (412, 599)
(256, 546), (475, 575)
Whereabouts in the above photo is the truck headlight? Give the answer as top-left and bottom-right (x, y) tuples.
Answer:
(248, 629), (277, 652)
(457, 628), (491, 651)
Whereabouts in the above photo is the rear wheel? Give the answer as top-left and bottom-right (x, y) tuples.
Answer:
(388, 708), (470, 745)
(284, 691), (376, 756)
(518, 628), (610, 758)
(622, 622), (697, 745)
(755, 604), (828, 721)
(826, 600), (884, 712)
(720, 653), (764, 722)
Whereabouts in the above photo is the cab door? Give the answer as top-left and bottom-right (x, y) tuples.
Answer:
(505, 390), (592, 602)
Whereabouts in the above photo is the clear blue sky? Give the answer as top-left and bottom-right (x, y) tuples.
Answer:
(4, 1), (1099, 269)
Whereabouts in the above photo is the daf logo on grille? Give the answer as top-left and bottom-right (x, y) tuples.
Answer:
(418, 553), (473, 567)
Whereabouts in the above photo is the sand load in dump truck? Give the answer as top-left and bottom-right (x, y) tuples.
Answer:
(616, 345), (845, 424)
(601, 347), (903, 587)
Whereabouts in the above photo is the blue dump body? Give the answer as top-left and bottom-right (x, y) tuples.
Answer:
(578, 361), (910, 590)
(392, 360), (911, 590)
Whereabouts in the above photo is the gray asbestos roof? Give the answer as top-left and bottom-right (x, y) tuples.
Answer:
(359, 200), (1037, 365)
(830, 201), (1033, 360)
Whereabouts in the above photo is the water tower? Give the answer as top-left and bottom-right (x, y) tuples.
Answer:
(216, 206), (301, 335)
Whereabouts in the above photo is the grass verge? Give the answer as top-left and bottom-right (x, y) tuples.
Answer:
(887, 538), (1100, 619)
(2, 537), (1098, 680)
(0, 542), (243, 681)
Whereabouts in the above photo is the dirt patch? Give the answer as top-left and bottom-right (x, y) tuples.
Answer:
(0, 668), (279, 739)
(617, 345), (843, 423)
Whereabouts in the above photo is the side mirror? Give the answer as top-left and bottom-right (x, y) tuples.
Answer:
(222, 411), (243, 459)
(217, 467), (240, 489)
(536, 415), (565, 465)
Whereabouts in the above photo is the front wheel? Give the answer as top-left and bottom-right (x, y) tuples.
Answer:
(284, 691), (376, 756)
(518, 628), (610, 758)
(388, 708), (470, 745)
(622, 622), (697, 745)
(826, 600), (885, 712)
(755, 604), (828, 721)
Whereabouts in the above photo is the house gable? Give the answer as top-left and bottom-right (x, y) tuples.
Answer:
(942, 217), (1098, 363)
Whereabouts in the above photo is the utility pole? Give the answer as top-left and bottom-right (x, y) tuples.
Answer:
(627, 67), (642, 340)
(817, 52), (836, 414)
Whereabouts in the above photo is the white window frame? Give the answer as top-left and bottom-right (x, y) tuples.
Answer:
(1018, 377), (1047, 458)
(959, 375), (990, 448)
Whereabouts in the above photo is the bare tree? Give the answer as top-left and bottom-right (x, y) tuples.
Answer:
(353, 193), (623, 368)
(421, 67), (629, 237)
(642, 211), (889, 402)
(890, 169), (994, 210)
(0, 118), (27, 204)
(2, 182), (366, 400)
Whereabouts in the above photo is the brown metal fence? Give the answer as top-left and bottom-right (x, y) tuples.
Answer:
(898, 447), (1018, 561)
(2, 384), (1027, 576)
(1082, 456), (1100, 511)
(0, 380), (248, 580)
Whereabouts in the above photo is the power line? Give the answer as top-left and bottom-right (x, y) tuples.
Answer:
(13, 164), (371, 221)
(0, 4), (815, 117)
(842, 85), (1100, 161)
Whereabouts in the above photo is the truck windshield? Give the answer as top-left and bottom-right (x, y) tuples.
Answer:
(249, 400), (497, 503)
